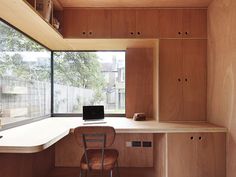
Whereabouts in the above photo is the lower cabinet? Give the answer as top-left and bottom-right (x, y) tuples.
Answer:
(167, 133), (226, 177)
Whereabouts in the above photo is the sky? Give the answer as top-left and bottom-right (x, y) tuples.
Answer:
(96, 51), (125, 63)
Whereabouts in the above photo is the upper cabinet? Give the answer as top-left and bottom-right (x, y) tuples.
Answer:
(159, 9), (207, 38)
(61, 8), (206, 39)
(111, 9), (136, 38)
(135, 9), (159, 38)
(159, 9), (183, 38)
(63, 9), (111, 38)
(111, 9), (159, 38)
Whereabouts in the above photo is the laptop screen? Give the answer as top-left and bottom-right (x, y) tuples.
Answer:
(83, 105), (104, 120)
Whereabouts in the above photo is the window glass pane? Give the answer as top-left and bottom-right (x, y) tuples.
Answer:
(53, 51), (125, 114)
(0, 21), (51, 126)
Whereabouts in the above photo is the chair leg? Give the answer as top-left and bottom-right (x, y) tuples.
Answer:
(116, 161), (120, 177)
(110, 169), (113, 177)
(79, 169), (83, 177)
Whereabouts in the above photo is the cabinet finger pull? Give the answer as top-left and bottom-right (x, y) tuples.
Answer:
(190, 136), (194, 140)
(137, 32), (141, 35)
(130, 32), (134, 35)
(185, 78), (188, 82)
(178, 78), (181, 82)
(199, 136), (202, 140)
(82, 31), (86, 35)
(178, 32), (182, 35)
(185, 31), (188, 35)
(89, 31), (92, 35)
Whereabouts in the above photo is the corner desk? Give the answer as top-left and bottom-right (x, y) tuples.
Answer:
(0, 118), (227, 177)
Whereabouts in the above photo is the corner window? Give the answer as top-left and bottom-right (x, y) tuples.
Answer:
(53, 51), (125, 114)
(0, 21), (51, 126)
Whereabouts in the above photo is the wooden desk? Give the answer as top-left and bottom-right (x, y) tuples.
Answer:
(0, 117), (227, 177)
(0, 117), (226, 153)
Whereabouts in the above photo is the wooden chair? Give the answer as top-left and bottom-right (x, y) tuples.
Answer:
(73, 126), (120, 177)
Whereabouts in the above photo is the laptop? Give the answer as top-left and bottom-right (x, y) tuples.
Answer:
(82, 105), (106, 124)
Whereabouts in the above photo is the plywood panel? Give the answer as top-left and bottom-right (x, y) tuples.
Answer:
(153, 134), (167, 177)
(183, 9), (207, 38)
(153, 41), (160, 120)
(126, 48), (153, 118)
(112, 134), (153, 167)
(159, 9), (183, 38)
(182, 39), (206, 121)
(87, 9), (111, 38)
(111, 9), (136, 38)
(208, 2), (236, 177)
(159, 39), (183, 121)
(55, 134), (83, 167)
(167, 133), (197, 177)
(57, 0), (212, 8)
(63, 9), (88, 38)
(196, 133), (226, 177)
(136, 9), (159, 38)
(0, 145), (55, 177)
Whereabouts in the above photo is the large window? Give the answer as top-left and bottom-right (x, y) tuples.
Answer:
(53, 51), (125, 114)
(0, 21), (51, 126)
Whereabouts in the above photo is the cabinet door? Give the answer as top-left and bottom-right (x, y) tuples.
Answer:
(136, 9), (159, 38)
(196, 133), (226, 177)
(126, 48), (153, 118)
(87, 9), (111, 38)
(167, 133), (197, 177)
(63, 9), (88, 38)
(159, 9), (183, 38)
(159, 40), (183, 121)
(182, 40), (206, 121)
(183, 9), (207, 38)
(111, 9), (136, 38)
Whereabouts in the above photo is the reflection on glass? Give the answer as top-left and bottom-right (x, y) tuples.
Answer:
(0, 21), (51, 125)
(54, 52), (125, 114)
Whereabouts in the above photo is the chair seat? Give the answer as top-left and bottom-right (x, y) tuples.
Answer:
(80, 149), (119, 170)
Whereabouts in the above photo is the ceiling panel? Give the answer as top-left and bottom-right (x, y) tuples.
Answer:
(57, 0), (212, 8)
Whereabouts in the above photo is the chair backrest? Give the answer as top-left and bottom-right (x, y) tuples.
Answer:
(73, 126), (116, 148)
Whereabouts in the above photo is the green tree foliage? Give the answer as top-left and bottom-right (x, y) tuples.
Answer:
(54, 52), (106, 104)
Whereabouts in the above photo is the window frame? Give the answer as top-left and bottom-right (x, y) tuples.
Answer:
(51, 50), (126, 117)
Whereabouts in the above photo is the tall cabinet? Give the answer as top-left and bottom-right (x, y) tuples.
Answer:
(159, 39), (206, 121)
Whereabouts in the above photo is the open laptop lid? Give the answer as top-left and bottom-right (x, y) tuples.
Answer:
(83, 105), (104, 121)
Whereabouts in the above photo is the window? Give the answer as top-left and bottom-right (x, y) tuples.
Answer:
(53, 51), (125, 114)
(0, 21), (51, 126)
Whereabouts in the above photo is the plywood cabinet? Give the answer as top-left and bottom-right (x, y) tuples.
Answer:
(63, 9), (111, 38)
(62, 8), (205, 39)
(111, 9), (136, 38)
(159, 9), (207, 38)
(159, 39), (206, 121)
(87, 9), (111, 38)
(135, 9), (159, 38)
(159, 9), (183, 38)
(182, 40), (207, 120)
(126, 48), (153, 118)
(159, 40), (183, 120)
(167, 133), (226, 177)
(63, 9), (87, 38)
(111, 9), (159, 38)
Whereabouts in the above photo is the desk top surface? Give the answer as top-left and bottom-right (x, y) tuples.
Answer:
(0, 117), (227, 153)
